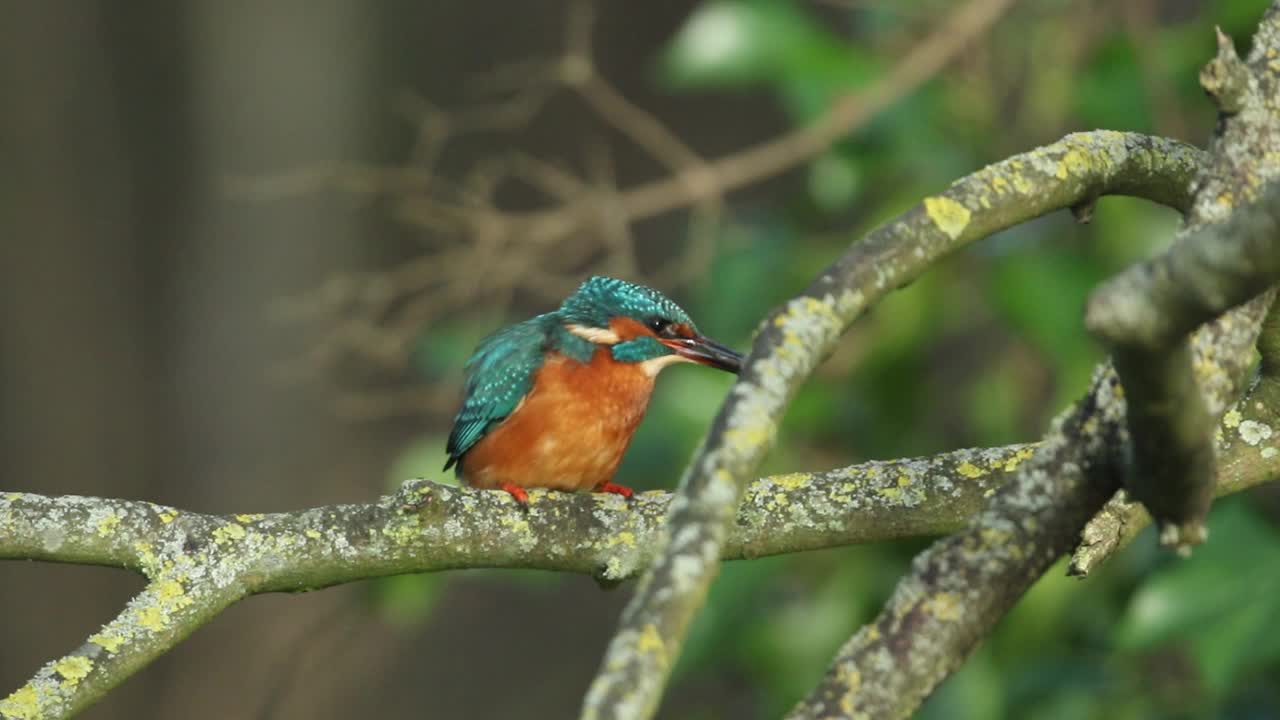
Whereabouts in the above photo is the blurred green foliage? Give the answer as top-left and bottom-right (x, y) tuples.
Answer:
(387, 0), (1280, 716)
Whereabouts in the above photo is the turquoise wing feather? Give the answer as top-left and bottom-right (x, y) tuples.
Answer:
(444, 315), (552, 473)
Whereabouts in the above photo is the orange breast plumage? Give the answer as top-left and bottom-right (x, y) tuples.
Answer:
(458, 348), (656, 492)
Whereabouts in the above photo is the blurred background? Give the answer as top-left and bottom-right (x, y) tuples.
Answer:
(3, 0), (1279, 718)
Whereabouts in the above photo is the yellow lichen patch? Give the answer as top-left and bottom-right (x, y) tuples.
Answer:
(1004, 447), (1036, 473)
(774, 297), (838, 327)
(212, 523), (247, 545)
(89, 631), (125, 654)
(927, 592), (963, 621)
(637, 624), (667, 664)
(772, 492), (789, 507)
(957, 462), (987, 479)
(837, 664), (863, 715)
(923, 196), (971, 240)
(134, 542), (160, 573)
(799, 296), (839, 320)
(1224, 409), (1243, 428)
(130, 578), (195, 634)
(53, 656), (93, 687)
(770, 473), (810, 491)
(96, 512), (122, 537)
(3, 492), (22, 502)
(876, 486), (901, 500)
(1055, 148), (1093, 179)
(897, 475), (911, 488)
(155, 578), (188, 604)
(0, 684), (40, 719)
(304, 528), (322, 539)
(157, 509), (179, 524)
(235, 513), (263, 523)
(381, 518), (422, 545)
(499, 515), (530, 534)
(137, 606), (166, 632)
(606, 531), (637, 549)
(725, 425), (772, 453)
(980, 527), (1011, 546)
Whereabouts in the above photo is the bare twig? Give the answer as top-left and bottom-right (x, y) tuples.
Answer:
(246, 0), (1019, 420)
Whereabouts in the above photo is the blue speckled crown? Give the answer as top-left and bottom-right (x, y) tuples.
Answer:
(558, 276), (695, 330)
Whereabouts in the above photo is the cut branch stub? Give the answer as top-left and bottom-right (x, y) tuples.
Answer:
(1200, 27), (1250, 115)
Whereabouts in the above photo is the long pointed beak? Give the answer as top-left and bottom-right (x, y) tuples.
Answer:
(661, 335), (744, 374)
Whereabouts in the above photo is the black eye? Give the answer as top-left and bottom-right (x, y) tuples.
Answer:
(646, 317), (672, 335)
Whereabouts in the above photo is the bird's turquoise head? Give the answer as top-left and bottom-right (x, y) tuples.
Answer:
(558, 276), (743, 375)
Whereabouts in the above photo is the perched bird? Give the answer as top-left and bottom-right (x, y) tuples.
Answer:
(444, 276), (743, 504)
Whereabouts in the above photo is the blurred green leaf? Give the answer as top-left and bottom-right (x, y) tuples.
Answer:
(388, 435), (456, 489)
(1118, 499), (1280, 696)
(660, 0), (877, 122)
(919, 645), (1005, 720)
(808, 151), (862, 213)
(372, 573), (446, 627)
(1074, 36), (1151, 131)
(662, 1), (812, 88)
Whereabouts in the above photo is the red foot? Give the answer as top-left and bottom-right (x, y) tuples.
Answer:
(500, 483), (530, 506)
(595, 482), (634, 499)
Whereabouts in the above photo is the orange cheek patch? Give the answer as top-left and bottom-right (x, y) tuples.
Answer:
(609, 316), (653, 341)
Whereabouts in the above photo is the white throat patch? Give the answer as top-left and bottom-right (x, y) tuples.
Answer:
(567, 324), (622, 345)
(638, 353), (694, 377)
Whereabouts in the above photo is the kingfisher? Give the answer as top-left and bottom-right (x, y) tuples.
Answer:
(443, 276), (743, 505)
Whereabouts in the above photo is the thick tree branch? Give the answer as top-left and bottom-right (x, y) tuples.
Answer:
(4, 449), (1032, 584)
(580, 130), (1206, 719)
(788, 294), (1272, 720)
(0, 445), (1041, 720)
(8, 404), (1280, 720)
(1083, 6), (1280, 549)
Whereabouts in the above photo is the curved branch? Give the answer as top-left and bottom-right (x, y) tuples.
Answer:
(579, 130), (1207, 720)
(792, 8), (1280, 716)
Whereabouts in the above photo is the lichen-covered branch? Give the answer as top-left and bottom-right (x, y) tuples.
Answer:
(1083, 8), (1280, 549)
(789, 289), (1271, 720)
(579, 130), (1207, 720)
(1, 448), (1030, 585)
(790, 9), (1280, 716)
(1071, 292), (1280, 575)
(0, 444), (1085, 720)
(8, 414), (1278, 719)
